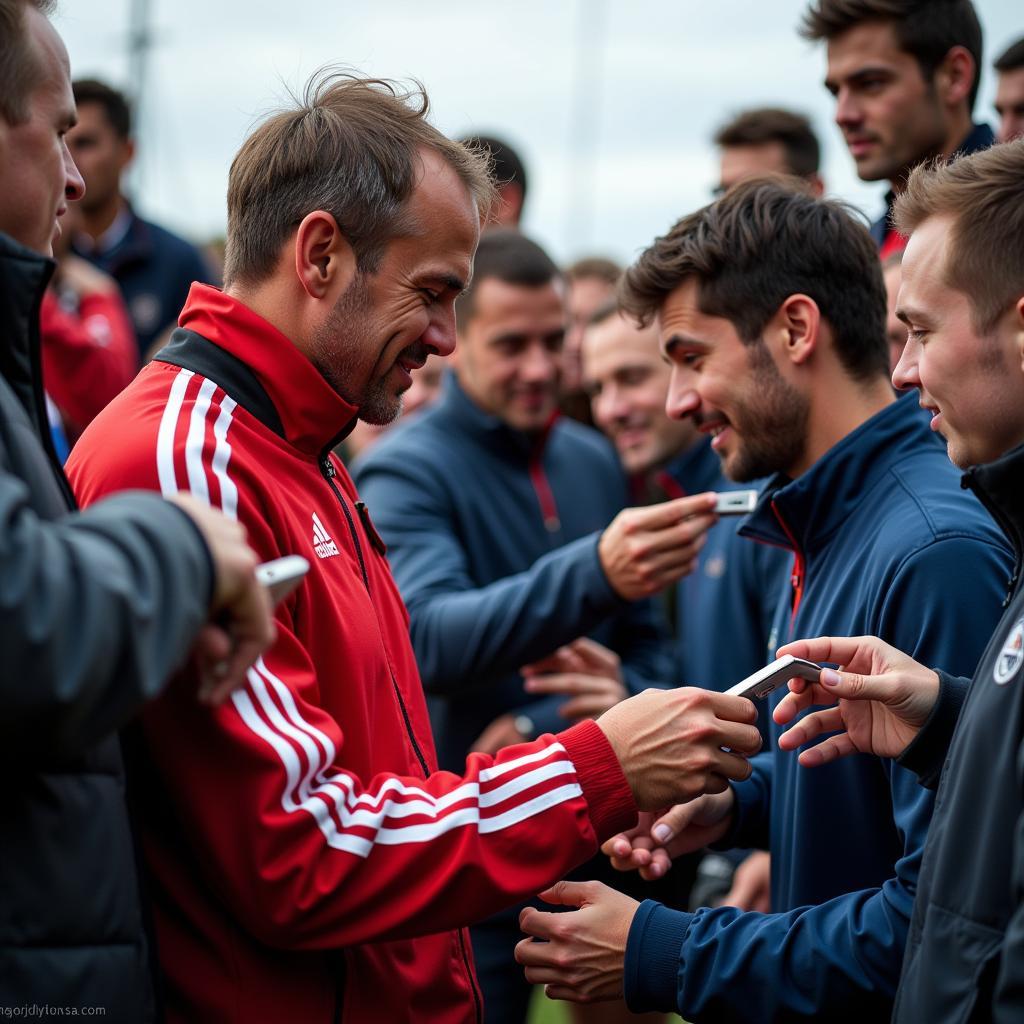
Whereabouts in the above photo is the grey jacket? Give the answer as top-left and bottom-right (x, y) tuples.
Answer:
(0, 232), (212, 1019)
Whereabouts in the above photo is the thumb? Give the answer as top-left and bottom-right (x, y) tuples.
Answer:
(651, 802), (699, 844)
(819, 667), (892, 703)
(537, 880), (592, 908)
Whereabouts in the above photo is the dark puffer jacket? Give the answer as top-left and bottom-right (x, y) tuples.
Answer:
(0, 232), (214, 1019)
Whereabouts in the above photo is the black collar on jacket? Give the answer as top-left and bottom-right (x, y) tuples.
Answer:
(962, 441), (1024, 603)
(0, 232), (73, 505)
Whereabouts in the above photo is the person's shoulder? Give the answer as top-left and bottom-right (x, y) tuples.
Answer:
(551, 417), (620, 470)
(353, 409), (447, 478)
(67, 364), (177, 500)
(886, 446), (1004, 547)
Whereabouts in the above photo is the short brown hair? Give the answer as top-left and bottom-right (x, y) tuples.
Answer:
(621, 179), (889, 382)
(566, 256), (621, 286)
(455, 229), (560, 329)
(714, 107), (821, 178)
(224, 70), (496, 286)
(894, 138), (1024, 332)
(800, 0), (983, 111)
(994, 36), (1024, 73)
(72, 78), (131, 138)
(0, 0), (55, 124)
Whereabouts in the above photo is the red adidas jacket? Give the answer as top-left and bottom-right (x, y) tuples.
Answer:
(66, 284), (637, 1024)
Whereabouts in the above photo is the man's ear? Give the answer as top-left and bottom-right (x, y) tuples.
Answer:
(769, 294), (820, 367)
(935, 45), (976, 109)
(294, 210), (357, 300)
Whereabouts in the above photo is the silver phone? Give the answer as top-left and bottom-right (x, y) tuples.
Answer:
(725, 655), (822, 700)
(714, 490), (758, 516)
(255, 555), (310, 605)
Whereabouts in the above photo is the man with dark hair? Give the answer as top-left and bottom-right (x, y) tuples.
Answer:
(801, 0), (992, 256)
(68, 76), (762, 1024)
(459, 133), (529, 227)
(0, 0), (274, 1015)
(774, 136), (1024, 1023)
(68, 78), (211, 359)
(713, 106), (824, 195)
(582, 304), (791, 913)
(514, 179), (1011, 1022)
(994, 36), (1024, 141)
(355, 227), (718, 1023)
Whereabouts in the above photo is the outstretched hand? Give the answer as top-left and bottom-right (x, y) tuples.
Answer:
(515, 881), (638, 1004)
(775, 635), (939, 766)
(601, 790), (735, 880)
(522, 637), (628, 720)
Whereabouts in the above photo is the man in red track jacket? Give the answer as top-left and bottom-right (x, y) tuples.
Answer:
(66, 74), (761, 1024)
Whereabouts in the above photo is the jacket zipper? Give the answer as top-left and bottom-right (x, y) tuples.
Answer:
(456, 928), (483, 1024)
(963, 473), (1023, 608)
(528, 453), (560, 532)
(770, 499), (805, 630)
(320, 456), (430, 778)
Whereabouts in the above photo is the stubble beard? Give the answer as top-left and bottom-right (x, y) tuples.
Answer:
(724, 342), (810, 482)
(309, 276), (404, 427)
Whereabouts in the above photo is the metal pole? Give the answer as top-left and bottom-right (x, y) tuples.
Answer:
(565, 0), (609, 257)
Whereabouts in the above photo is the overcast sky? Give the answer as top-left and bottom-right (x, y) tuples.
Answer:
(56, 0), (1021, 267)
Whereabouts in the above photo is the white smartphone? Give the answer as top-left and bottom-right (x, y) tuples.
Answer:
(714, 490), (758, 516)
(255, 555), (310, 605)
(725, 655), (822, 700)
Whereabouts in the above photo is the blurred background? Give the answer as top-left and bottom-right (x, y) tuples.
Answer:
(57, 0), (1020, 268)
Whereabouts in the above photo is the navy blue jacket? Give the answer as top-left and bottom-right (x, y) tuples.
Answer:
(869, 123), (994, 247)
(74, 206), (211, 360)
(354, 374), (674, 771)
(625, 394), (1012, 1022)
(662, 440), (789, 693)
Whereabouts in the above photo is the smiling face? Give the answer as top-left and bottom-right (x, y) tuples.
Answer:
(0, 7), (84, 255)
(893, 215), (1024, 467)
(454, 277), (565, 434)
(309, 149), (480, 424)
(583, 311), (697, 475)
(659, 277), (809, 482)
(825, 20), (948, 185)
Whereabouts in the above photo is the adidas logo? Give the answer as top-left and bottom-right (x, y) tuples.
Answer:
(312, 512), (339, 559)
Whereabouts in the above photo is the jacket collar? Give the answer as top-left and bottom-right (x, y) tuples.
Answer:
(663, 437), (721, 495)
(962, 441), (1024, 584)
(0, 232), (55, 435)
(174, 283), (358, 458)
(438, 370), (558, 459)
(740, 391), (936, 553)
(872, 123), (995, 243)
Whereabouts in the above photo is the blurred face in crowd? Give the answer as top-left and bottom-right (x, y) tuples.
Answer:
(310, 150), (479, 424)
(563, 274), (617, 392)
(0, 8), (84, 256)
(453, 277), (565, 433)
(583, 311), (698, 476)
(883, 261), (907, 373)
(66, 101), (132, 213)
(825, 21), (950, 185)
(660, 277), (809, 482)
(893, 215), (1024, 467)
(995, 66), (1024, 142)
